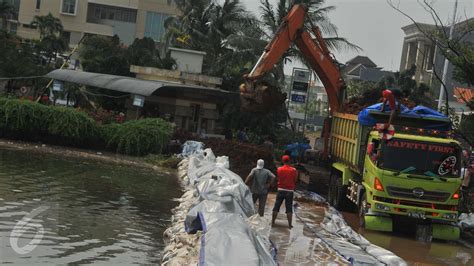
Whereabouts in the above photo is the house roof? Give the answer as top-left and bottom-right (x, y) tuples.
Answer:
(454, 87), (473, 103)
(46, 69), (232, 97)
(345, 56), (377, 68)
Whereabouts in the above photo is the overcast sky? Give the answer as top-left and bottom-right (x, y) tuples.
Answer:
(238, 0), (473, 74)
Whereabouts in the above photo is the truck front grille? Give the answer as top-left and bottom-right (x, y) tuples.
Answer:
(386, 186), (450, 202)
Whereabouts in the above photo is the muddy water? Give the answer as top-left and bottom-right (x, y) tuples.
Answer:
(0, 149), (182, 264)
(343, 212), (474, 265)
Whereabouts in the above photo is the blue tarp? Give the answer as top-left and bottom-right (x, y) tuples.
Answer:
(357, 103), (451, 130)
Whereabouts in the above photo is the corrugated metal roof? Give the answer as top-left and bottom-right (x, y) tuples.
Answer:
(46, 69), (232, 96)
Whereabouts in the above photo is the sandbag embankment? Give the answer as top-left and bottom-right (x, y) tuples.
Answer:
(161, 141), (276, 265)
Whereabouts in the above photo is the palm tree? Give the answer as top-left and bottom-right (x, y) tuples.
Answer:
(30, 13), (63, 39)
(258, 0), (361, 83)
(0, 1), (13, 31)
(164, 0), (249, 76)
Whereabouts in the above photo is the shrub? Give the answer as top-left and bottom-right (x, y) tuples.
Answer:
(0, 98), (100, 146)
(102, 118), (172, 156)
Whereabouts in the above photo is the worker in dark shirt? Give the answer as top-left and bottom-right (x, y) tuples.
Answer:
(381, 88), (403, 125)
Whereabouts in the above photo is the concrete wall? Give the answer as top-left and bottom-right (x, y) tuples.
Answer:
(16, 0), (113, 44)
(170, 48), (206, 74)
(15, 0), (179, 45)
(94, 19), (136, 45)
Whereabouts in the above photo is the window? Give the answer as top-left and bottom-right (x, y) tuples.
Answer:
(61, 0), (77, 15)
(10, 23), (17, 34)
(380, 139), (461, 177)
(35, 0), (41, 10)
(144, 12), (169, 42)
(87, 3), (136, 23)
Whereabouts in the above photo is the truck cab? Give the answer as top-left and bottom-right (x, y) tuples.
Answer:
(328, 112), (462, 240)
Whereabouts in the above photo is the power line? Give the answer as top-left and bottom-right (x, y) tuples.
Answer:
(0, 75), (46, 81)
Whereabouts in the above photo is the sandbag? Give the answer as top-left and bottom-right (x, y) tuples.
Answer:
(195, 212), (276, 266)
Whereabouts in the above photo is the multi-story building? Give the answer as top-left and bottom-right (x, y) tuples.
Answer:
(399, 18), (474, 110)
(5, 0), (179, 46)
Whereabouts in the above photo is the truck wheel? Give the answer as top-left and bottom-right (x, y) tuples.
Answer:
(358, 192), (367, 228)
(328, 172), (347, 210)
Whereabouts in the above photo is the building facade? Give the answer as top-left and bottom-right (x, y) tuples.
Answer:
(399, 19), (474, 109)
(6, 0), (179, 45)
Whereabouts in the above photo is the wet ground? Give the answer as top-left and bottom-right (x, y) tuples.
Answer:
(343, 212), (474, 265)
(303, 163), (474, 265)
(0, 149), (182, 264)
(263, 194), (349, 265)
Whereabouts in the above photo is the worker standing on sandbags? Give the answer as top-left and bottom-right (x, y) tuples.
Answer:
(272, 155), (298, 229)
(380, 88), (403, 125)
(245, 159), (276, 216)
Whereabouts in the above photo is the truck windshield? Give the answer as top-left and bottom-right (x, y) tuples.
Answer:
(379, 138), (461, 178)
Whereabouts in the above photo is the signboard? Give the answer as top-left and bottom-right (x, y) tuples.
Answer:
(132, 94), (145, 107)
(291, 94), (306, 103)
(292, 81), (309, 92)
(52, 80), (63, 92)
(293, 69), (310, 83)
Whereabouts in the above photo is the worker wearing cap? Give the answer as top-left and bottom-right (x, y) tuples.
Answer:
(272, 155), (298, 229)
(245, 159), (275, 216)
(381, 88), (403, 125)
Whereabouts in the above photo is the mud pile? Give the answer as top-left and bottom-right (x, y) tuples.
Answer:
(342, 97), (418, 115)
(203, 139), (276, 178)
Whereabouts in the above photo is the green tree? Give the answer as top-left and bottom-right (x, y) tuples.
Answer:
(30, 13), (63, 38)
(79, 35), (130, 76)
(0, 1), (13, 31)
(30, 13), (67, 65)
(459, 114), (474, 146)
(0, 31), (48, 78)
(166, 0), (249, 78)
(450, 42), (474, 87)
(127, 37), (176, 69)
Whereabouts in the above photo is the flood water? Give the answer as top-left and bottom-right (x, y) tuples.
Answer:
(343, 212), (474, 265)
(0, 149), (182, 264)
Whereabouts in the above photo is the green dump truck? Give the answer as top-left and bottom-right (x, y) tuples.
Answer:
(327, 111), (462, 240)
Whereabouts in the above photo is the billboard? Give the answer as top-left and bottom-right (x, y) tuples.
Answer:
(291, 94), (306, 103)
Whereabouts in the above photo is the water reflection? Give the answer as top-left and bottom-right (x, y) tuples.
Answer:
(343, 212), (473, 265)
(0, 149), (182, 264)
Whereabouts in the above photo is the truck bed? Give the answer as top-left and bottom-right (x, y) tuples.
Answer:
(330, 112), (370, 174)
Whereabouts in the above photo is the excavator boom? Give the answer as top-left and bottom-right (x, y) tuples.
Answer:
(243, 4), (345, 113)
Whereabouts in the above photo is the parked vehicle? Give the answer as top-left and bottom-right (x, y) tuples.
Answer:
(241, 3), (462, 240)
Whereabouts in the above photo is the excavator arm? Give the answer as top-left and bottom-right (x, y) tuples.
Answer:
(242, 4), (345, 113)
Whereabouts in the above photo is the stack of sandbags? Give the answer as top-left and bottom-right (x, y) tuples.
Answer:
(162, 141), (276, 265)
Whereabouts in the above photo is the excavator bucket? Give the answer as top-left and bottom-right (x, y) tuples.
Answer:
(239, 83), (286, 113)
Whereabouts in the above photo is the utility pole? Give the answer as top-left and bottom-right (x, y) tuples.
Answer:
(437, 0), (458, 111)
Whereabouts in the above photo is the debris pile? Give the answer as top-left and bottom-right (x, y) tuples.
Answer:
(203, 139), (276, 178)
(342, 97), (417, 115)
(161, 141), (276, 265)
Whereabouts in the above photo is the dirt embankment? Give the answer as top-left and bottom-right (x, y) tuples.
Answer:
(202, 139), (276, 178)
(0, 138), (174, 172)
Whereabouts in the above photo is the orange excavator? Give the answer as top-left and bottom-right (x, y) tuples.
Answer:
(240, 4), (345, 114)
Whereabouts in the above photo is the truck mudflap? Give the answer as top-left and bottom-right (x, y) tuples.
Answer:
(432, 224), (460, 241)
(364, 215), (393, 232)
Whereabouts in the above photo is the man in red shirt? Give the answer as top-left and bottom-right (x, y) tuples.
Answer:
(381, 88), (403, 125)
(271, 155), (298, 229)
